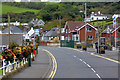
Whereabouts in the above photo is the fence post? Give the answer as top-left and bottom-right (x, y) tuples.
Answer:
(8, 61), (11, 72)
(2, 59), (5, 76)
(18, 61), (20, 68)
(14, 56), (16, 70)
(23, 58), (26, 64)
(21, 59), (24, 66)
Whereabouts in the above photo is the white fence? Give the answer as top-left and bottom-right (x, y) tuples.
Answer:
(0, 53), (35, 76)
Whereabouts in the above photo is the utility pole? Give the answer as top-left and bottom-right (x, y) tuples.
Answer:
(115, 19), (117, 50)
(97, 20), (99, 54)
(8, 13), (10, 49)
(85, 3), (87, 51)
(59, 16), (61, 41)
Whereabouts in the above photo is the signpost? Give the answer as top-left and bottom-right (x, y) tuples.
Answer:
(113, 17), (117, 50)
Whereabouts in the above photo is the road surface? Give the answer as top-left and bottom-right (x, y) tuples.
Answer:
(39, 46), (119, 79)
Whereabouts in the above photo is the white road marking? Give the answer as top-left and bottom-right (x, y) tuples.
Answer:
(73, 55), (76, 58)
(91, 68), (96, 73)
(79, 59), (82, 61)
(96, 74), (101, 79)
(86, 64), (91, 68)
(83, 61), (87, 64)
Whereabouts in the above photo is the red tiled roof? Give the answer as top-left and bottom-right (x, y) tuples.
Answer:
(66, 21), (96, 31)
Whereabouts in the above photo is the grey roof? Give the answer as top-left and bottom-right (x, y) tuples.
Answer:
(2, 26), (23, 34)
(45, 27), (58, 37)
(29, 19), (45, 27)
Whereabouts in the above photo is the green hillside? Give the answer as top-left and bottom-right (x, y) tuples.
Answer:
(1, 4), (39, 14)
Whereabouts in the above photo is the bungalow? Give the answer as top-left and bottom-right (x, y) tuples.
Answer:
(0, 26), (23, 50)
(64, 21), (98, 43)
(44, 27), (59, 41)
(85, 11), (112, 22)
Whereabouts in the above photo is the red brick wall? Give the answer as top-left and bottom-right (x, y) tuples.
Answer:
(101, 27), (120, 39)
(64, 25), (72, 40)
(79, 25), (96, 42)
(112, 27), (120, 38)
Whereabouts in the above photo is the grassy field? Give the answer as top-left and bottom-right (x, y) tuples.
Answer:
(1, 4), (40, 14)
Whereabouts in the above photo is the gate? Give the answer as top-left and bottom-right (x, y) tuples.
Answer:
(60, 40), (74, 48)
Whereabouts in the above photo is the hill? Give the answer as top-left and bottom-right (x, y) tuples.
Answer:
(1, 2), (120, 30)
(1, 4), (39, 14)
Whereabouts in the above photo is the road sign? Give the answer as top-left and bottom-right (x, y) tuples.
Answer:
(34, 29), (39, 35)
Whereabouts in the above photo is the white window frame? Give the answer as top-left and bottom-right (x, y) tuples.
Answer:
(73, 34), (79, 41)
(88, 35), (93, 40)
(87, 28), (92, 32)
(66, 29), (67, 33)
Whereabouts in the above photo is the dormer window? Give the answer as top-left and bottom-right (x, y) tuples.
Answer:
(87, 28), (92, 32)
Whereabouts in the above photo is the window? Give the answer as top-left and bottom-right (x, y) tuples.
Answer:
(88, 35), (93, 40)
(66, 29), (67, 33)
(87, 28), (92, 32)
(92, 17), (94, 20)
(118, 29), (120, 33)
(73, 34), (79, 41)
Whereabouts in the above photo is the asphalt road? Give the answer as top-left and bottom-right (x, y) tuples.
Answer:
(39, 46), (119, 79)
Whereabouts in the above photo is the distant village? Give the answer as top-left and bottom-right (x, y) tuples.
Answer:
(0, 11), (120, 50)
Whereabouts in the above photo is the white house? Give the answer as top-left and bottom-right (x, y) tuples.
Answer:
(29, 18), (45, 27)
(23, 27), (34, 41)
(112, 14), (120, 19)
(0, 21), (28, 26)
(85, 11), (112, 22)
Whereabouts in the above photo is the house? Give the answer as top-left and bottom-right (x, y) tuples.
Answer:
(101, 23), (120, 41)
(0, 26), (24, 50)
(44, 27), (59, 41)
(85, 11), (112, 22)
(0, 21), (28, 27)
(112, 14), (120, 19)
(64, 21), (98, 43)
(29, 18), (45, 27)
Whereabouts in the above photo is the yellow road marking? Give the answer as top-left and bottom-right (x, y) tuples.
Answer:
(42, 49), (57, 79)
(63, 47), (84, 52)
(63, 47), (120, 64)
(91, 53), (120, 64)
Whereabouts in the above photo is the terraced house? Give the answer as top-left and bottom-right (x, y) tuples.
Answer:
(64, 21), (98, 43)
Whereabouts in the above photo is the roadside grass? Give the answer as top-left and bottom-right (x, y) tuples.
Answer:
(1, 4), (40, 14)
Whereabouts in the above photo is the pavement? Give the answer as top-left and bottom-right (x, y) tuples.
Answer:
(86, 48), (119, 61)
(39, 46), (119, 79)
(11, 47), (52, 78)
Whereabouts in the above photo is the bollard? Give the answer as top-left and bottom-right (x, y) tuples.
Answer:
(2, 59), (5, 76)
